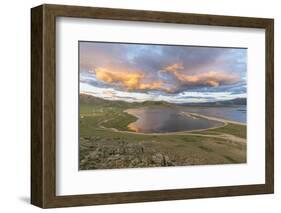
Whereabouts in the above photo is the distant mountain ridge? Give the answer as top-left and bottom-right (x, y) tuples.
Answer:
(80, 93), (246, 107)
(80, 93), (172, 108)
(80, 93), (128, 107)
(180, 98), (246, 106)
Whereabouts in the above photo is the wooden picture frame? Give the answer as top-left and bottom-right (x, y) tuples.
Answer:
(31, 4), (274, 208)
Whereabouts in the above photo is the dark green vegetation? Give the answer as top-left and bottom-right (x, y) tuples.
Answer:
(79, 94), (246, 170)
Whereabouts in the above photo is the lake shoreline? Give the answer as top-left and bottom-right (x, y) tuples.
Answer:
(98, 110), (246, 144)
(124, 109), (225, 134)
(104, 108), (245, 135)
(183, 112), (246, 126)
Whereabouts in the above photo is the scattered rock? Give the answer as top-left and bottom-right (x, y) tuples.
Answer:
(80, 141), (175, 169)
(152, 153), (163, 164)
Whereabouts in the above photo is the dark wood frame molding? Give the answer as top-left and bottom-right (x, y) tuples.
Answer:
(31, 4), (274, 208)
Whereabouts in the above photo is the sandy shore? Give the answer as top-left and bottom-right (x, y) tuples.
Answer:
(182, 112), (246, 126)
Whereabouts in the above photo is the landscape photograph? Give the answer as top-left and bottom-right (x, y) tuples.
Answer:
(79, 41), (247, 170)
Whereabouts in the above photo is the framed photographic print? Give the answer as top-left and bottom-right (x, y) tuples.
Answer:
(31, 4), (274, 208)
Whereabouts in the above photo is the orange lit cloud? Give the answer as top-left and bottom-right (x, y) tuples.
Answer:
(94, 64), (239, 94)
(95, 67), (168, 92)
(96, 68), (143, 89)
(163, 63), (239, 87)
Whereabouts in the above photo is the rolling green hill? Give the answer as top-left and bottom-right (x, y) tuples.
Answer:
(79, 93), (246, 170)
(80, 93), (173, 108)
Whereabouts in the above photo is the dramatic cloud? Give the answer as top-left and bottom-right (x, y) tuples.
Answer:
(162, 63), (239, 89)
(95, 67), (169, 92)
(79, 42), (247, 103)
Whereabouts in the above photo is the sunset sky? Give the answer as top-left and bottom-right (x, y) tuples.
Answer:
(79, 42), (247, 103)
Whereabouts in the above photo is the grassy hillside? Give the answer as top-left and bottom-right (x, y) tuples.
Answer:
(80, 93), (172, 107)
(79, 94), (247, 170)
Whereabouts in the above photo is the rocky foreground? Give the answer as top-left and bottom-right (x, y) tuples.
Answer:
(79, 136), (175, 170)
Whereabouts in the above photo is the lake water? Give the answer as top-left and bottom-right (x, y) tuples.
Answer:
(183, 106), (246, 124)
(126, 107), (224, 133)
